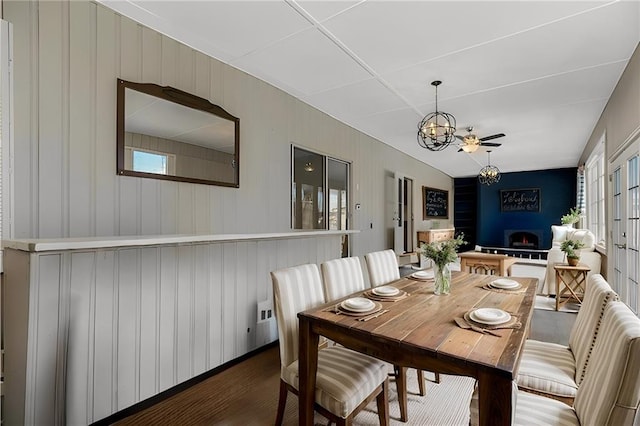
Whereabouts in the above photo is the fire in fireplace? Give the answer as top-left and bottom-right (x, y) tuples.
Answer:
(506, 230), (540, 250)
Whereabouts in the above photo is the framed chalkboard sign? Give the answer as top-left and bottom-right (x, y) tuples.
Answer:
(500, 188), (540, 212)
(422, 186), (449, 219)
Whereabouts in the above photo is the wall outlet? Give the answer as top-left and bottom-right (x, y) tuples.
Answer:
(256, 300), (277, 346)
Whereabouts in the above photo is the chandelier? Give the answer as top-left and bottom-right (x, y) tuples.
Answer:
(478, 150), (501, 185)
(417, 80), (456, 151)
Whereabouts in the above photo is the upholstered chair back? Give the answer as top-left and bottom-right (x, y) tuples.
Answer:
(551, 226), (596, 251)
(574, 301), (640, 425)
(321, 256), (366, 301)
(271, 264), (326, 371)
(568, 274), (619, 385)
(365, 249), (400, 287)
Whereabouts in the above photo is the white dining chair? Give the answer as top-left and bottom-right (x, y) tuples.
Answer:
(516, 274), (618, 404)
(365, 249), (401, 287)
(363, 250), (441, 420)
(271, 263), (389, 425)
(320, 256), (366, 301)
(471, 300), (640, 425)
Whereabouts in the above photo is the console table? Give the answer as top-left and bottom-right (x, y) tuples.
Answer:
(459, 251), (518, 276)
(417, 228), (455, 244)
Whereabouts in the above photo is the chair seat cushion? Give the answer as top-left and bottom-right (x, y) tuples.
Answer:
(470, 383), (578, 426)
(517, 339), (578, 398)
(284, 345), (388, 418)
(515, 389), (579, 426)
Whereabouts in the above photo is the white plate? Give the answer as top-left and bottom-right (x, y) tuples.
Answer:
(341, 297), (375, 312)
(491, 278), (519, 289)
(470, 308), (511, 325)
(412, 270), (434, 279)
(372, 286), (400, 296)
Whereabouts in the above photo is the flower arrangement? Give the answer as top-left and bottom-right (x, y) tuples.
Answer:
(561, 207), (581, 226)
(419, 233), (466, 295)
(560, 239), (584, 265)
(420, 234), (466, 268)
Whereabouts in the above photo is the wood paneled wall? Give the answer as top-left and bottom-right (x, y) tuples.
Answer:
(4, 234), (342, 424)
(4, 0), (453, 253)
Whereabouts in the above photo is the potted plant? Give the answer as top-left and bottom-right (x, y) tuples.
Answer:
(419, 234), (466, 295)
(561, 207), (581, 227)
(560, 239), (585, 266)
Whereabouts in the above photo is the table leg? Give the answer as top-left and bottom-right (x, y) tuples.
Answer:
(461, 258), (468, 273)
(394, 365), (408, 422)
(478, 371), (512, 426)
(298, 317), (319, 426)
(555, 270), (562, 311)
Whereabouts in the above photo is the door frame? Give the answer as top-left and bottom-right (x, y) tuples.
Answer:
(608, 130), (640, 313)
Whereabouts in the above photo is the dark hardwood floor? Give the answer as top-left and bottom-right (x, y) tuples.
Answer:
(112, 304), (574, 425)
(113, 344), (297, 426)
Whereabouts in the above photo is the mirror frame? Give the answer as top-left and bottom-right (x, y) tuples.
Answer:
(117, 79), (240, 187)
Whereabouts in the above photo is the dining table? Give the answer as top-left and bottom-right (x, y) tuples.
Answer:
(297, 271), (537, 425)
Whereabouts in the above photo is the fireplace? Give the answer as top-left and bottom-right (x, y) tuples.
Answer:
(505, 230), (541, 250)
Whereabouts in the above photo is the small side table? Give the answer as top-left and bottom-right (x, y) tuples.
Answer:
(553, 263), (590, 311)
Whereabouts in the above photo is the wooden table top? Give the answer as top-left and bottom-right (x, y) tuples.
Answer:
(459, 251), (515, 260)
(299, 271), (537, 378)
(553, 262), (591, 272)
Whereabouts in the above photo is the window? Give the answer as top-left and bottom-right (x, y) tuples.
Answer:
(585, 139), (605, 247)
(291, 146), (350, 232)
(125, 147), (176, 175)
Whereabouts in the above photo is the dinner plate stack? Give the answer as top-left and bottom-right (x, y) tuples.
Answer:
(469, 308), (511, 325)
(365, 285), (407, 302)
(340, 297), (376, 313)
(371, 285), (401, 297)
(410, 270), (434, 281)
(336, 297), (383, 316)
(489, 278), (521, 290)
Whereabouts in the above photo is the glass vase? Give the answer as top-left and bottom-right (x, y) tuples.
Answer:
(434, 263), (451, 295)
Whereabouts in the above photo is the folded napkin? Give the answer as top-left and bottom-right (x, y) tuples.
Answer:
(454, 317), (503, 336)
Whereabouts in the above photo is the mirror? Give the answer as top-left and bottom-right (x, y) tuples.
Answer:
(117, 79), (239, 187)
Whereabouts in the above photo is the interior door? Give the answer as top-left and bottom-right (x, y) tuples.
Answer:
(610, 139), (640, 314)
(404, 177), (414, 253)
(393, 172), (405, 254)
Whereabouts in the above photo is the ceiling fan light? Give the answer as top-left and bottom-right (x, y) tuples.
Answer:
(463, 134), (479, 144)
(461, 143), (479, 153)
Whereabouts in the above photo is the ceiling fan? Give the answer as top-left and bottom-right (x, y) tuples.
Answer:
(456, 127), (505, 153)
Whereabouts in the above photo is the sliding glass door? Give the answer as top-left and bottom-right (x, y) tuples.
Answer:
(291, 146), (350, 236)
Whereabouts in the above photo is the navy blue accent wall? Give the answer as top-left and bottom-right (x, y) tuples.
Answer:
(476, 168), (576, 249)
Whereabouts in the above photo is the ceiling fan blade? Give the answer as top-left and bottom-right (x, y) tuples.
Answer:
(457, 147), (464, 152)
(480, 142), (502, 147)
(479, 133), (505, 142)
(454, 135), (465, 141)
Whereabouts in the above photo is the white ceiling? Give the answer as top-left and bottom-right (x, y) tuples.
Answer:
(98, 0), (640, 178)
